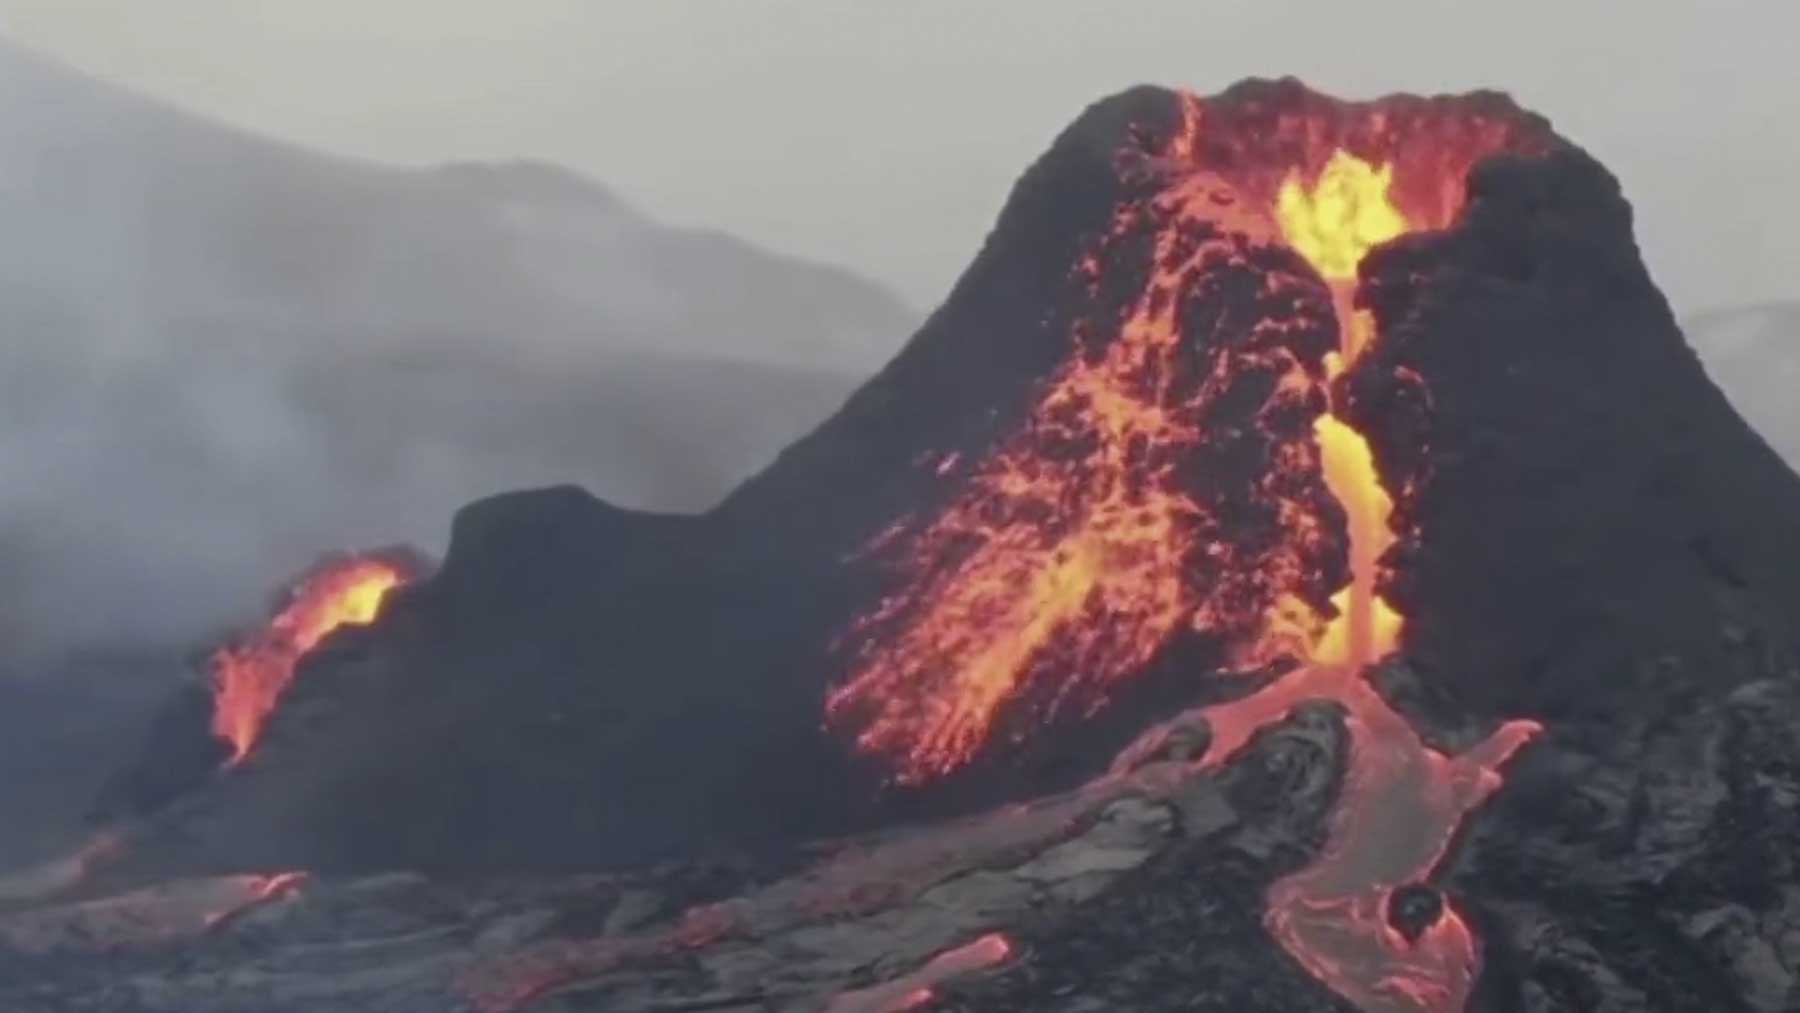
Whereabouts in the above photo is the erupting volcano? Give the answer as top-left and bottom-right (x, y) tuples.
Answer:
(210, 553), (417, 765)
(37, 78), (1800, 1013)
(828, 90), (1555, 1010)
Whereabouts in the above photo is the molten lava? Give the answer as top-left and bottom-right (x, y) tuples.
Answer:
(201, 871), (309, 932)
(1276, 147), (1406, 668)
(826, 932), (1014, 1013)
(210, 555), (413, 765)
(827, 134), (1339, 784)
(833, 86), (1554, 1010)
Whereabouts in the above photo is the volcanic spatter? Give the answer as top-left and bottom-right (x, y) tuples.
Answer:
(210, 552), (417, 765)
(830, 88), (1553, 1010)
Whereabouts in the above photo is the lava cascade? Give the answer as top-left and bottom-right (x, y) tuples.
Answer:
(832, 87), (1554, 1010)
(210, 554), (414, 765)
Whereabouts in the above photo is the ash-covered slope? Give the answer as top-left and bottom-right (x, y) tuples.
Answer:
(66, 79), (1800, 1012)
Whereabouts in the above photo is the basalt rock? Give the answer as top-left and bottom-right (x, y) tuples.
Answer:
(1453, 678), (1800, 1012)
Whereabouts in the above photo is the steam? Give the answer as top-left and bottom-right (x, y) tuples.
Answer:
(0, 40), (912, 673)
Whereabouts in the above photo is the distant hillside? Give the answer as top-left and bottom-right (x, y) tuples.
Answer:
(1684, 301), (1800, 468)
(0, 38), (914, 662)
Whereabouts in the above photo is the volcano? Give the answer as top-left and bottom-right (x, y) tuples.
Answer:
(10, 78), (1800, 1012)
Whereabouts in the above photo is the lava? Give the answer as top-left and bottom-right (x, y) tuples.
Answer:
(827, 125), (1339, 784)
(1234, 114), (1539, 1013)
(210, 554), (414, 765)
(833, 86), (1553, 1010)
(825, 932), (1014, 1013)
(202, 870), (309, 931)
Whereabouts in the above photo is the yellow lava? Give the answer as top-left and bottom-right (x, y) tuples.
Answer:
(1277, 151), (1408, 669)
(1276, 150), (1409, 283)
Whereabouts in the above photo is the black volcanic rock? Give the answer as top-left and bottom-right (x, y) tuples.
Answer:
(0, 707), (1353, 1013)
(713, 85), (1179, 558)
(89, 682), (230, 825)
(1345, 151), (1800, 721)
(1388, 883), (1447, 943)
(937, 701), (1355, 1013)
(1455, 679), (1800, 1011)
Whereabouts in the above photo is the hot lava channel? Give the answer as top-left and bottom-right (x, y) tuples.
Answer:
(832, 87), (1551, 1012)
(210, 553), (417, 766)
(1233, 141), (1540, 1013)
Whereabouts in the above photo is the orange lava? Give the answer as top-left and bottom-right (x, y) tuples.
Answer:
(1220, 109), (1539, 1013)
(834, 85), (1553, 1010)
(825, 932), (1014, 1013)
(202, 870), (310, 931)
(210, 555), (412, 765)
(828, 135), (1331, 784)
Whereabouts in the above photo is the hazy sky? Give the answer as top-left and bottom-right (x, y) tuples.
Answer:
(2, 1), (1794, 316)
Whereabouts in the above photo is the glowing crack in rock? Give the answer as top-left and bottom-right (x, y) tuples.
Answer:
(202, 870), (310, 931)
(833, 87), (1552, 1010)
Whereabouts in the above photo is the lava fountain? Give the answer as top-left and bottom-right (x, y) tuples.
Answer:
(832, 88), (1553, 1010)
(210, 554), (415, 766)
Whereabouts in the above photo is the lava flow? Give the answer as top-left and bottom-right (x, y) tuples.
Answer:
(1211, 144), (1541, 1013)
(210, 554), (414, 765)
(833, 87), (1553, 1011)
(825, 933), (1014, 1013)
(201, 871), (310, 932)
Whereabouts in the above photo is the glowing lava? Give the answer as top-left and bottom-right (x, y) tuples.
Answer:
(202, 871), (309, 931)
(825, 933), (1014, 1013)
(826, 132), (1340, 784)
(1222, 122), (1539, 1013)
(833, 86), (1554, 1010)
(210, 555), (413, 765)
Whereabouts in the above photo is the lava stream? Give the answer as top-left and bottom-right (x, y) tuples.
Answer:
(825, 933), (1014, 1013)
(202, 870), (310, 931)
(1193, 663), (1538, 1011)
(210, 554), (414, 765)
(1193, 145), (1540, 1012)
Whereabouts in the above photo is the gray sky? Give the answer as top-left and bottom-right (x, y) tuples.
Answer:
(1, 0), (1794, 316)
